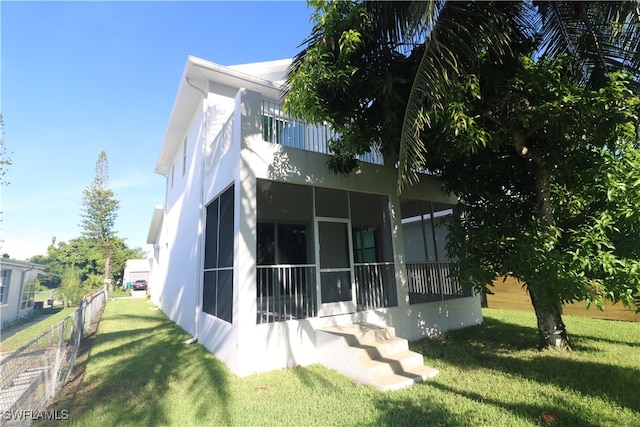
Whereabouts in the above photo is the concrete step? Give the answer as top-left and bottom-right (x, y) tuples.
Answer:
(320, 323), (396, 345)
(13, 370), (43, 385)
(317, 322), (438, 391)
(0, 368), (48, 412)
(370, 365), (440, 392)
(351, 337), (409, 361)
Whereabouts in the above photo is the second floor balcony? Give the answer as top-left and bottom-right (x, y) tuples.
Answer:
(261, 100), (384, 166)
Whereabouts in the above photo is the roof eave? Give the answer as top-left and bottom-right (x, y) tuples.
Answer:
(154, 56), (289, 176)
(146, 205), (165, 244)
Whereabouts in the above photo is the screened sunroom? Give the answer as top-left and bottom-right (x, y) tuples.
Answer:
(255, 180), (398, 324)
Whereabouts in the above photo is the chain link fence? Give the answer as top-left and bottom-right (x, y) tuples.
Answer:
(0, 290), (107, 425)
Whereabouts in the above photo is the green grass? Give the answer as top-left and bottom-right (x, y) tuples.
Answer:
(1, 306), (76, 352)
(34, 290), (53, 303)
(48, 299), (639, 426)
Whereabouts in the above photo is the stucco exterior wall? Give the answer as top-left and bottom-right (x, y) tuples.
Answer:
(150, 100), (206, 336)
(1, 260), (45, 328)
(150, 57), (483, 377)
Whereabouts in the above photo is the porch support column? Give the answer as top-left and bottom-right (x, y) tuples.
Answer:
(236, 88), (262, 376)
(388, 193), (410, 309)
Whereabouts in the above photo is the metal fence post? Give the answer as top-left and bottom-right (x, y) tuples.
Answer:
(78, 298), (85, 341)
(0, 289), (108, 419)
(51, 322), (64, 395)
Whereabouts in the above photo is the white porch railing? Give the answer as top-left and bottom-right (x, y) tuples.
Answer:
(206, 113), (234, 172)
(256, 265), (317, 324)
(354, 262), (398, 310)
(406, 262), (473, 304)
(256, 263), (398, 323)
(261, 100), (384, 165)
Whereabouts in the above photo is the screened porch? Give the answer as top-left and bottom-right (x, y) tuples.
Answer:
(255, 180), (398, 324)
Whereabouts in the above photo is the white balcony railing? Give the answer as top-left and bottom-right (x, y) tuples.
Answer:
(261, 100), (384, 165)
(406, 262), (473, 304)
(206, 113), (234, 172)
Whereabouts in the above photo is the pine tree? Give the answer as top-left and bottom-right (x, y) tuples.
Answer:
(80, 151), (120, 290)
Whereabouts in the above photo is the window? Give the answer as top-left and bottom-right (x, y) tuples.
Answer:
(171, 163), (175, 189)
(257, 222), (310, 265)
(349, 192), (394, 263)
(256, 180), (314, 266)
(202, 185), (234, 323)
(182, 138), (187, 176)
(0, 269), (10, 304)
(21, 278), (38, 309)
(353, 228), (379, 263)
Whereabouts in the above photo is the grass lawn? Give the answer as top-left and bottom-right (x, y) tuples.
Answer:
(1, 306), (76, 352)
(44, 299), (639, 426)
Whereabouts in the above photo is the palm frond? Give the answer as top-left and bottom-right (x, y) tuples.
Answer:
(538, 1), (640, 91)
(398, 1), (529, 191)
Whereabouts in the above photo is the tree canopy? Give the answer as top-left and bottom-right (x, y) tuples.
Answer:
(80, 151), (120, 285)
(32, 236), (144, 300)
(286, 0), (640, 348)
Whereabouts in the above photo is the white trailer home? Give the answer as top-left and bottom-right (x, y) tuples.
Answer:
(147, 56), (482, 390)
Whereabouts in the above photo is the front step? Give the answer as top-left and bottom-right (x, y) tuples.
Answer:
(316, 322), (438, 391)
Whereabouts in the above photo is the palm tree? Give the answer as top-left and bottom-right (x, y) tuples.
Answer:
(286, 1), (640, 349)
(288, 0), (640, 179)
(365, 1), (640, 188)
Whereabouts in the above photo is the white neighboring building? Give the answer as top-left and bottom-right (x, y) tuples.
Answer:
(123, 259), (151, 287)
(0, 259), (46, 329)
(147, 56), (483, 377)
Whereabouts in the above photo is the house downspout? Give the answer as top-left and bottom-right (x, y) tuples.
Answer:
(184, 76), (208, 345)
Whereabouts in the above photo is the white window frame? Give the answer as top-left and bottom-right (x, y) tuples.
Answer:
(0, 269), (11, 305)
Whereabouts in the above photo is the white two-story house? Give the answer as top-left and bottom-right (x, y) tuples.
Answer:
(147, 56), (482, 390)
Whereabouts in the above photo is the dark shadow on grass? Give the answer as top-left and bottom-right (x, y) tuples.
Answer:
(55, 300), (233, 426)
(568, 331), (640, 349)
(290, 364), (340, 390)
(411, 318), (640, 414)
(427, 381), (601, 427)
(371, 391), (469, 426)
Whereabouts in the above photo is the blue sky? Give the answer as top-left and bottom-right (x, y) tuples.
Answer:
(1, 1), (314, 260)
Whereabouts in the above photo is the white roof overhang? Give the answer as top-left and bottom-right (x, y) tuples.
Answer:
(154, 56), (290, 176)
(146, 205), (165, 244)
